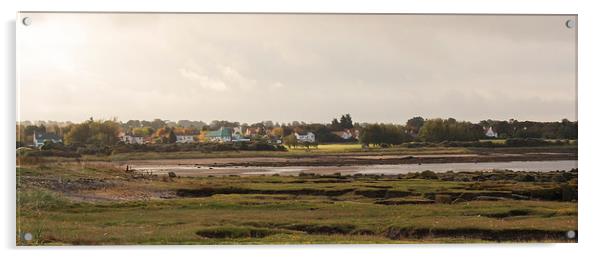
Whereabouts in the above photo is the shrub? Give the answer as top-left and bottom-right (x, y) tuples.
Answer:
(505, 138), (550, 147)
(419, 170), (439, 179)
(21, 149), (81, 158)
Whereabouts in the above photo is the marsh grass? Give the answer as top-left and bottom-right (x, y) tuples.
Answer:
(16, 162), (578, 245)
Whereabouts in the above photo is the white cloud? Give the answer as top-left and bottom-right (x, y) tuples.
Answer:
(217, 65), (257, 90)
(18, 13), (577, 123)
(178, 66), (229, 91)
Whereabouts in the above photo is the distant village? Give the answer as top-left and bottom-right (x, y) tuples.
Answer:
(17, 115), (577, 150)
(28, 126), (357, 148)
(19, 115), (363, 148)
(118, 126), (357, 145)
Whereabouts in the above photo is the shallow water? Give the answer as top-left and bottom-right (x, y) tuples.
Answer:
(132, 160), (578, 176)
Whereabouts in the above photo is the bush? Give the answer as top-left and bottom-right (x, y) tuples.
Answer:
(76, 145), (112, 156)
(438, 141), (496, 148)
(21, 149), (81, 158)
(400, 142), (437, 148)
(419, 170), (439, 179)
(505, 138), (551, 147)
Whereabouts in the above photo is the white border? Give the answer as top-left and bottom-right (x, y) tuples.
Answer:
(2, 1), (601, 258)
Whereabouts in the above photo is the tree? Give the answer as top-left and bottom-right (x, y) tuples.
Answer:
(418, 118), (483, 142)
(262, 121), (274, 128)
(132, 127), (153, 136)
(153, 127), (168, 138)
(209, 120), (240, 130)
(64, 120), (120, 145)
(197, 131), (207, 142)
(330, 118), (341, 131)
(271, 127), (284, 138)
(283, 134), (298, 149)
(340, 114), (353, 129)
(150, 119), (167, 129)
(406, 116), (425, 135)
(24, 125), (45, 136)
(168, 130), (177, 143)
(359, 124), (409, 146)
(124, 120), (142, 129)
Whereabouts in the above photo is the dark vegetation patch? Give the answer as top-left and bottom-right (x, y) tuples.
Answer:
(289, 179), (353, 184)
(480, 209), (533, 218)
(375, 198), (435, 205)
(282, 223), (357, 235)
(422, 170), (577, 183)
(423, 191), (515, 202)
(174, 171), (577, 202)
(385, 226), (576, 242)
(18, 142), (287, 158)
(354, 189), (412, 198)
(241, 222), (357, 235)
(237, 221), (575, 242)
(176, 187), (354, 197)
(196, 226), (287, 239)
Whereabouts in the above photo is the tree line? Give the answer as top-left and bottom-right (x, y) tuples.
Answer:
(17, 115), (577, 149)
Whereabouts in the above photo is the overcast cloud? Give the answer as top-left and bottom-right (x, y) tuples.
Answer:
(17, 13), (577, 123)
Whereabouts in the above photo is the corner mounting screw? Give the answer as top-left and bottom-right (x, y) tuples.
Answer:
(22, 17), (32, 26)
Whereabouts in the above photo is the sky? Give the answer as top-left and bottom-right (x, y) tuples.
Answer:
(17, 13), (577, 124)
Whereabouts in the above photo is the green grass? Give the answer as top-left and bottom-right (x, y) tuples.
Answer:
(16, 163), (577, 245)
(16, 191), (576, 245)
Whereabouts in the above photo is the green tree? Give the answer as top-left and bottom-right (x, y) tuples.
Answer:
(150, 119), (167, 129)
(340, 114), (353, 129)
(283, 134), (298, 149)
(330, 118), (341, 131)
(405, 116), (425, 135)
(64, 119), (120, 145)
(418, 118), (484, 142)
(168, 129), (177, 143)
(360, 124), (409, 146)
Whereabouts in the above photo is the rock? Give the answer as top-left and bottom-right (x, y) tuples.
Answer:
(168, 171), (177, 178)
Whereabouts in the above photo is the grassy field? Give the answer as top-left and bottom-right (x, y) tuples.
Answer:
(16, 162), (577, 245)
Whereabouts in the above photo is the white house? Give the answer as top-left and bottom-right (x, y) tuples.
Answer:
(120, 133), (145, 144)
(233, 126), (243, 135)
(295, 132), (316, 143)
(485, 127), (498, 138)
(332, 129), (359, 140)
(176, 135), (195, 143)
(33, 132), (62, 147)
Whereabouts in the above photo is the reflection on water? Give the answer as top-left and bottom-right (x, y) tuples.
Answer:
(132, 160), (578, 176)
